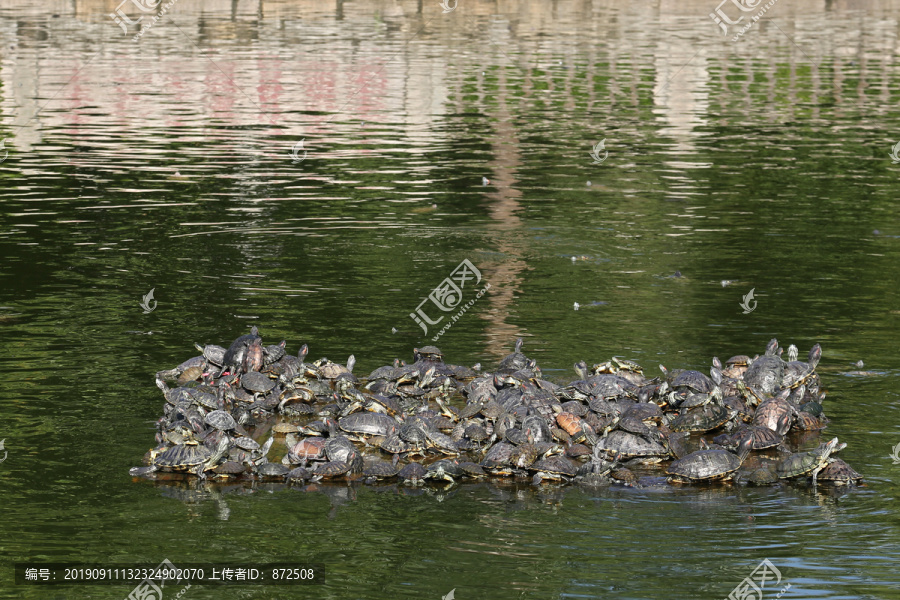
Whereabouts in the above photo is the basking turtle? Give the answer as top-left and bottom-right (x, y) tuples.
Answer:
(397, 462), (428, 485)
(669, 403), (732, 433)
(531, 455), (577, 484)
(222, 326), (262, 373)
(256, 463), (290, 479)
(363, 461), (400, 480)
(742, 338), (785, 396)
(242, 339), (265, 373)
(666, 447), (746, 483)
(782, 344), (822, 389)
(204, 410), (236, 431)
(816, 458), (862, 486)
(776, 437), (840, 484)
(241, 371), (276, 396)
(594, 431), (669, 462)
(752, 397), (794, 436)
(498, 338), (528, 373)
(195, 343), (227, 367)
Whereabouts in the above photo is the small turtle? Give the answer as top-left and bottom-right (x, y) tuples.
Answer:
(222, 326), (262, 372)
(742, 339), (785, 396)
(242, 371), (276, 395)
(594, 431), (669, 462)
(670, 404), (731, 433)
(339, 413), (398, 438)
(204, 410), (236, 431)
(667, 448), (745, 483)
(816, 458), (862, 486)
(233, 437), (261, 452)
(752, 397), (795, 436)
(272, 422), (299, 434)
(379, 434), (413, 455)
(316, 460), (351, 478)
(212, 461), (246, 477)
(397, 462), (428, 485)
(288, 437), (326, 462)
(531, 455), (577, 484)
(264, 341), (287, 365)
(195, 342), (227, 367)
(256, 463), (290, 479)
(243, 339), (265, 373)
(363, 460), (400, 480)
(776, 437), (840, 484)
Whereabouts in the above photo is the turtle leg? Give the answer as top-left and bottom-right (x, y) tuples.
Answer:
(811, 465), (824, 486)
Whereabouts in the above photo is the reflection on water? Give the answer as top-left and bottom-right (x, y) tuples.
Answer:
(2, 0), (900, 599)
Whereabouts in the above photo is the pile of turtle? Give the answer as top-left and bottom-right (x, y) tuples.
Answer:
(131, 329), (863, 489)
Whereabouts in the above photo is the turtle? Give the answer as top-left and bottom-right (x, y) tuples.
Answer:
(241, 371), (276, 395)
(222, 326), (262, 372)
(256, 463), (290, 479)
(530, 455), (577, 484)
(272, 422), (299, 434)
(315, 460), (351, 478)
(397, 462), (428, 485)
(498, 338), (528, 373)
(413, 346), (444, 362)
(481, 441), (516, 471)
(816, 458), (862, 486)
(782, 344), (822, 389)
(363, 461), (400, 480)
(288, 437), (327, 462)
(723, 355), (752, 379)
(510, 443), (541, 468)
(153, 437), (230, 475)
(204, 410), (236, 431)
(594, 431), (669, 462)
(742, 339), (785, 396)
(457, 461), (486, 478)
(211, 461), (247, 477)
(379, 434), (413, 455)
(425, 428), (459, 455)
(666, 448), (745, 483)
(670, 404), (732, 433)
(264, 341), (287, 365)
(339, 413), (398, 438)
(242, 339), (265, 373)
(776, 437), (840, 484)
(752, 397), (795, 436)
(194, 342), (227, 367)
(725, 425), (784, 451)
(233, 437), (261, 452)
(734, 463), (779, 486)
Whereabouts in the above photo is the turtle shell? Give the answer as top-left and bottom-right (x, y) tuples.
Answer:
(257, 463), (290, 478)
(316, 460), (351, 477)
(816, 458), (861, 485)
(594, 430), (668, 459)
(213, 461), (246, 475)
(154, 443), (211, 471)
(289, 437), (326, 461)
(667, 449), (741, 481)
(241, 371), (276, 393)
(530, 455), (577, 477)
(379, 434), (412, 454)
(397, 462), (428, 482)
(339, 413), (398, 437)
(233, 437), (260, 451)
(670, 404), (730, 433)
(743, 356), (785, 395)
(363, 461), (400, 479)
(672, 370), (714, 393)
(752, 398), (794, 436)
(204, 410), (236, 431)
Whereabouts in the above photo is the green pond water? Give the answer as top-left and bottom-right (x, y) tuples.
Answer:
(1, 1), (900, 598)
